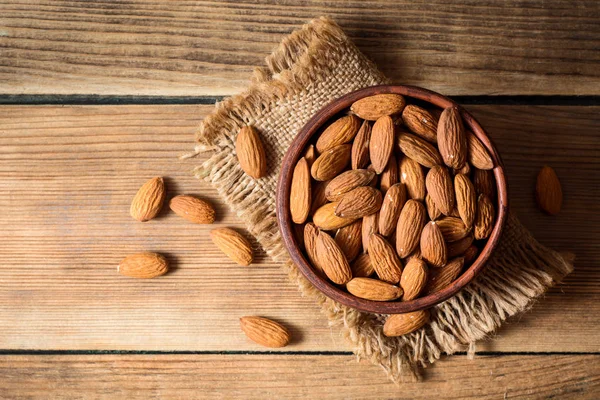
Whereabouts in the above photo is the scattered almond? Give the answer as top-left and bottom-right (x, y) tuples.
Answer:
(437, 106), (467, 169)
(210, 228), (253, 266)
(395, 200), (427, 258)
(536, 166), (562, 215)
(420, 221), (447, 268)
(240, 316), (290, 348)
(290, 157), (311, 224)
(474, 194), (495, 240)
(350, 94), (406, 121)
(316, 115), (361, 153)
(378, 183), (407, 237)
(400, 258), (428, 301)
(426, 165), (455, 215)
(402, 104), (438, 143)
(169, 195), (216, 224)
(316, 231), (353, 285)
(368, 233), (403, 284)
(370, 115), (395, 174)
(335, 186), (383, 219)
(130, 177), (166, 222)
(383, 310), (430, 337)
(236, 126), (267, 179)
(118, 252), (168, 279)
(346, 277), (403, 301)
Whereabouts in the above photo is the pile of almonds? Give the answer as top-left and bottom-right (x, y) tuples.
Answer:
(289, 94), (499, 335)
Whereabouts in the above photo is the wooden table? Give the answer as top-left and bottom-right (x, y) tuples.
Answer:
(1, 1), (599, 398)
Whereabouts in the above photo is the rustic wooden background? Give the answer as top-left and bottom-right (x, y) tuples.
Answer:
(1, 1), (599, 398)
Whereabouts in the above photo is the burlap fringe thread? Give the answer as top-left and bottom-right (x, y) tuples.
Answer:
(191, 17), (574, 382)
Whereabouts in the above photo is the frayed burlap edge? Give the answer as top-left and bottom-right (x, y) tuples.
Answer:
(190, 17), (574, 383)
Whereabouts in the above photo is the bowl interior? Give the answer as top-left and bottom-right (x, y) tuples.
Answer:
(276, 85), (508, 314)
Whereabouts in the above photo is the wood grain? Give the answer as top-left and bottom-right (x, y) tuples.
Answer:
(0, 104), (598, 352)
(1, 1), (599, 96)
(0, 354), (598, 399)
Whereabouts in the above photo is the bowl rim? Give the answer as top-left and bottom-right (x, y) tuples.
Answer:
(276, 84), (509, 314)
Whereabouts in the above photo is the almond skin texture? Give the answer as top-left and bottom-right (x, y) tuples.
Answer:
(437, 106), (467, 169)
(334, 220), (362, 262)
(240, 316), (290, 348)
(402, 104), (438, 143)
(316, 231), (353, 285)
(378, 183), (407, 237)
(536, 166), (563, 215)
(303, 144), (317, 168)
(368, 233), (403, 284)
(236, 126), (267, 179)
(210, 228), (253, 266)
(351, 253), (375, 277)
(304, 223), (324, 275)
(118, 252), (168, 279)
(169, 195), (216, 224)
(474, 194), (495, 240)
(436, 217), (470, 242)
(316, 115), (361, 153)
(454, 173), (476, 228)
(361, 213), (379, 253)
(426, 193), (442, 221)
(383, 310), (430, 337)
(351, 94), (406, 121)
(351, 120), (372, 169)
(379, 154), (399, 193)
(426, 166), (455, 215)
(290, 157), (311, 224)
(473, 168), (497, 199)
(399, 156), (426, 201)
(310, 144), (352, 181)
(400, 258), (428, 301)
(130, 177), (166, 222)
(467, 132), (494, 170)
(397, 132), (443, 168)
(447, 234), (475, 258)
(370, 116), (395, 174)
(395, 200), (427, 258)
(335, 186), (383, 219)
(310, 180), (330, 215)
(325, 169), (375, 201)
(425, 257), (464, 295)
(420, 221), (448, 268)
(455, 162), (471, 176)
(346, 278), (403, 301)
(313, 202), (357, 231)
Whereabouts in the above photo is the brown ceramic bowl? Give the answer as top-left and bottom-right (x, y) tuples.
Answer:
(276, 85), (508, 314)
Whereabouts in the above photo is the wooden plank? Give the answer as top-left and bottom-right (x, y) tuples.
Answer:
(1, 0), (599, 96)
(0, 105), (598, 352)
(0, 354), (598, 399)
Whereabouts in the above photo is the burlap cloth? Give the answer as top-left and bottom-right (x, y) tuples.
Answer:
(189, 17), (574, 382)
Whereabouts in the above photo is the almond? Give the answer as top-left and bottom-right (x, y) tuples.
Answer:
(447, 234), (474, 258)
(454, 162), (471, 176)
(395, 199), (427, 258)
(426, 165), (455, 215)
(399, 156), (426, 201)
(236, 125), (267, 179)
(473, 168), (496, 199)
(118, 252), (168, 279)
(425, 193), (441, 221)
(454, 173), (476, 228)
(420, 221), (447, 268)
(130, 177), (166, 222)
(400, 258), (428, 301)
(335, 186), (383, 219)
(310, 180), (330, 215)
(380, 154), (399, 193)
(290, 157), (311, 224)
(324, 169), (375, 201)
(351, 120), (372, 169)
(210, 228), (253, 266)
(536, 166), (562, 215)
(370, 116), (395, 174)
(313, 202), (357, 231)
(303, 144), (317, 168)
(378, 183), (407, 237)
(316, 115), (361, 153)
(402, 104), (438, 143)
(464, 245), (479, 264)
(436, 217), (470, 242)
(316, 231), (353, 285)
(467, 131), (493, 170)
(397, 132), (442, 168)
(169, 195), (216, 224)
(361, 213), (379, 253)
(474, 194), (495, 240)
(310, 144), (352, 181)
(383, 310), (429, 337)
(346, 277), (403, 301)
(425, 257), (464, 295)
(351, 253), (375, 277)
(304, 222), (324, 275)
(335, 220), (362, 262)
(368, 233), (403, 284)
(350, 94), (406, 121)
(239, 316), (290, 348)
(437, 106), (467, 169)
(366, 164), (379, 187)
(403, 247), (422, 263)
